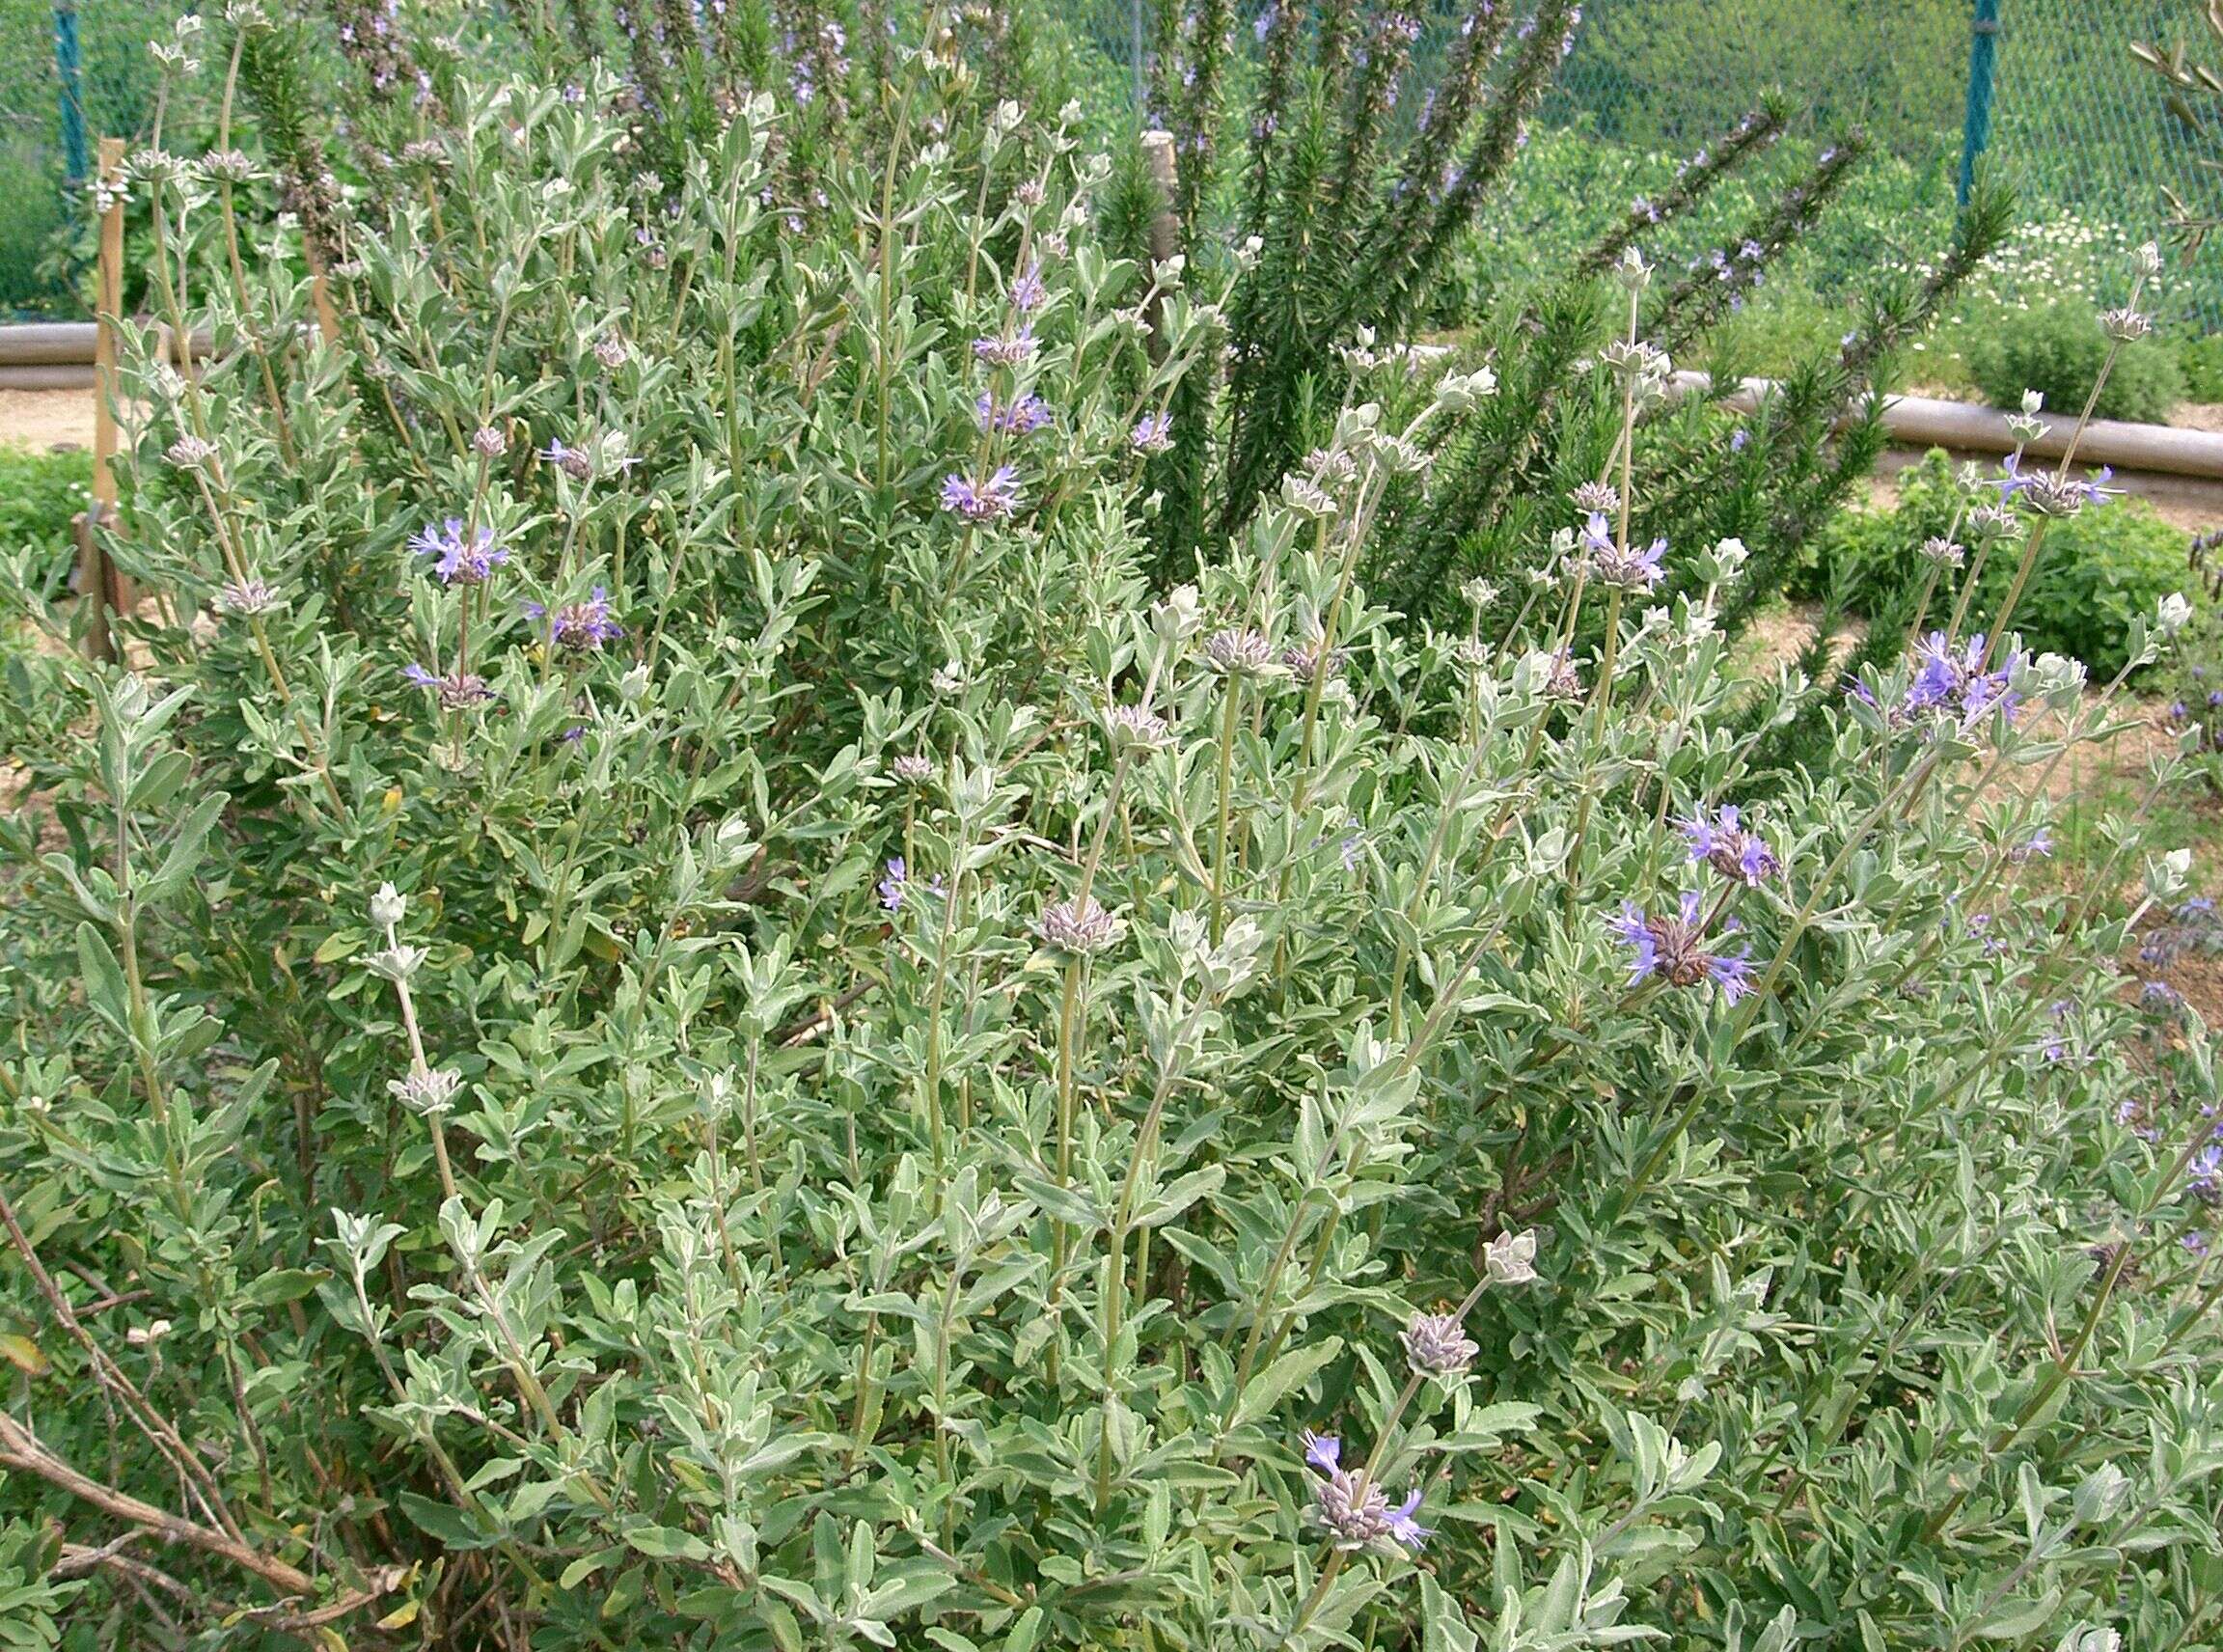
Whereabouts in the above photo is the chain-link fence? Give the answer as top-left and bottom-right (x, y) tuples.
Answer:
(1074, 0), (2221, 330)
(0, 2), (170, 310)
(5, 0), (2218, 325)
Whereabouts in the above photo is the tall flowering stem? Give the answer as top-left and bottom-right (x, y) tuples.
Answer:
(1981, 261), (2153, 671)
(1094, 982), (1223, 1514)
(1209, 674), (1245, 945)
(1565, 274), (1648, 905)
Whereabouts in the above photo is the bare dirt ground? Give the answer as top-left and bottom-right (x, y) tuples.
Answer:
(0, 389), (95, 452)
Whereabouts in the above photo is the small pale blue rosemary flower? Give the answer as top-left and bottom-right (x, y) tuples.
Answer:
(1130, 411), (1175, 454)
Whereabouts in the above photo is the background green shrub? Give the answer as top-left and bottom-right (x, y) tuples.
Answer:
(2182, 334), (2223, 402)
(1814, 447), (2195, 675)
(1969, 300), (2187, 423)
(1550, 0), (1965, 162)
(0, 443), (90, 590)
(0, 0), (177, 314)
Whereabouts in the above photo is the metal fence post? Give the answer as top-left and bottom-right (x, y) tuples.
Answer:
(53, 2), (91, 190)
(1131, 0), (1145, 114)
(1958, 0), (2000, 206)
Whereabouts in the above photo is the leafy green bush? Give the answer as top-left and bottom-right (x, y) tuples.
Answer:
(0, 443), (89, 590)
(1558, 0), (1965, 163)
(0, 8), (2216, 1651)
(2181, 334), (2223, 402)
(1813, 447), (2195, 676)
(1968, 300), (2187, 423)
(0, 0), (182, 313)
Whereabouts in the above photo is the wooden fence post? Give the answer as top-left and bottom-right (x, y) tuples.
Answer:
(77, 135), (130, 663)
(1140, 130), (1182, 364)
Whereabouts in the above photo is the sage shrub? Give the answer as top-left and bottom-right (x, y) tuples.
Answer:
(0, 11), (2220, 1652)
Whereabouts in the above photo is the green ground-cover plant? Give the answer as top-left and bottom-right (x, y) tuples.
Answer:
(1970, 300), (2188, 426)
(0, 5), (2219, 1650)
(2183, 333), (2223, 399)
(1550, 0), (1966, 163)
(1444, 129), (2220, 400)
(0, 445), (91, 589)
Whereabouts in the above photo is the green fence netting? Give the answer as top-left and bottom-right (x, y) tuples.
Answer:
(3, 0), (2218, 325)
(1072, 0), (2222, 330)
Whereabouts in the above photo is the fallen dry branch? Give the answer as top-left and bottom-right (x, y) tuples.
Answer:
(0, 1411), (407, 1629)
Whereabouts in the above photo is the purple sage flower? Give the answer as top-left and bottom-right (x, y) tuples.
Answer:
(972, 326), (1038, 367)
(975, 392), (1053, 435)
(409, 518), (508, 586)
(1300, 1430), (1428, 1553)
(1131, 411), (1176, 454)
(940, 465), (1024, 522)
(525, 586), (624, 653)
(1580, 511), (1666, 592)
(1402, 1310), (1478, 1377)
(1612, 891), (1753, 1001)
(540, 438), (595, 482)
(1682, 804), (1778, 886)
(1386, 1489), (1433, 1551)
(403, 663), (497, 710)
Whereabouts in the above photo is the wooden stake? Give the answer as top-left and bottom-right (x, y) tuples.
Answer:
(80, 136), (129, 663)
(1140, 130), (1182, 365)
(304, 242), (341, 347)
(1140, 129), (1181, 268)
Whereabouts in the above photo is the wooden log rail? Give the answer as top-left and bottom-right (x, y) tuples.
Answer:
(0, 322), (209, 391)
(1674, 371), (2223, 482)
